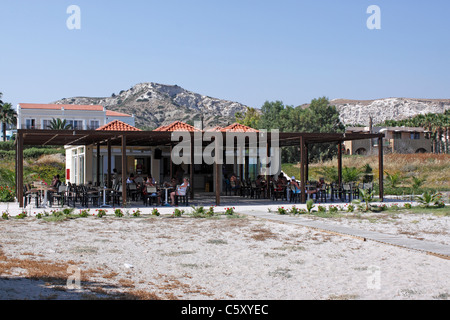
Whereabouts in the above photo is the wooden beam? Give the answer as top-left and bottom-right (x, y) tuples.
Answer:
(378, 137), (384, 202)
(121, 135), (127, 206)
(43, 134), (59, 146)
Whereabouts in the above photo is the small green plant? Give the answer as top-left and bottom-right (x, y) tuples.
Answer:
(385, 171), (401, 189)
(2, 211), (10, 220)
(347, 204), (355, 212)
(359, 188), (374, 211)
(79, 209), (90, 218)
(0, 185), (15, 202)
(95, 209), (107, 218)
(328, 205), (338, 214)
(114, 208), (124, 217)
(62, 208), (74, 215)
(132, 209), (141, 217)
(306, 199), (315, 213)
(224, 207), (235, 215)
(415, 191), (443, 208)
(317, 205), (326, 213)
(289, 206), (304, 215)
(411, 176), (426, 190)
(51, 210), (64, 218)
(16, 211), (27, 219)
(151, 208), (160, 216)
(190, 205), (215, 218)
(35, 212), (43, 219)
(206, 206), (215, 217)
(277, 207), (288, 215)
(172, 208), (185, 217)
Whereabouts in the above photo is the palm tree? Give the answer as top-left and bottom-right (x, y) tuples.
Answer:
(48, 118), (72, 130)
(0, 102), (17, 142)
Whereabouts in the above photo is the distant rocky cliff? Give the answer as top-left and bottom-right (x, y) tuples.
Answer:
(54, 82), (249, 130)
(53, 83), (450, 129)
(332, 98), (450, 126)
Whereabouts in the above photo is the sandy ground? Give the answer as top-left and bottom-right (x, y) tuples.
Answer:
(0, 204), (449, 300)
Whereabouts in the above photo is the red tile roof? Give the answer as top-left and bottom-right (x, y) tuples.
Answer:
(106, 110), (133, 117)
(96, 120), (141, 131)
(221, 123), (259, 133)
(205, 126), (223, 132)
(154, 121), (202, 132)
(19, 103), (104, 111)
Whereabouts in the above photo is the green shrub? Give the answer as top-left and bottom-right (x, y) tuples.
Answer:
(0, 185), (15, 202)
(306, 199), (315, 213)
(114, 208), (124, 217)
(172, 208), (185, 217)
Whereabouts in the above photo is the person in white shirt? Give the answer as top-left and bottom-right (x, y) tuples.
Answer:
(170, 177), (189, 205)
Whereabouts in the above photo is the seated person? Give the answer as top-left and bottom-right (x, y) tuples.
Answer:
(170, 178), (189, 205)
(142, 176), (161, 205)
(290, 177), (301, 193)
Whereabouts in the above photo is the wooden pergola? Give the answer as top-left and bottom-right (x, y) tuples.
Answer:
(15, 129), (385, 208)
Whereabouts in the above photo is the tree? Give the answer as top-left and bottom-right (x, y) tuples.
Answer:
(235, 107), (261, 129)
(0, 102), (17, 142)
(48, 118), (72, 130)
(256, 97), (345, 163)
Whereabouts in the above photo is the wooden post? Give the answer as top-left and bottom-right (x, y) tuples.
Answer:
(338, 142), (342, 186)
(96, 143), (101, 185)
(305, 144), (309, 182)
(121, 135), (127, 206)
(265, 138), (271, 199)
(107, 139), (112, 187)
(190, 134), (194, 200)
(300, 136), (306, 203)
(215, 136), (221, 206)
(17, 133), (24, 208)
(378, 136), (384, 202)
(169, 144), (173, 179)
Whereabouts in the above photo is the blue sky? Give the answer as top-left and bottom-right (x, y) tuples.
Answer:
(1, 1), (449, 109)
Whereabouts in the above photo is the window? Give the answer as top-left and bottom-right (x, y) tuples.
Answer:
(410, 132), (420, 140)
(67, 120), (84, 130)
(25, 119), (36, 129)
(393, 132), (402, 140)
(89, 120), (100, 130)
(43, 120), (52, 130)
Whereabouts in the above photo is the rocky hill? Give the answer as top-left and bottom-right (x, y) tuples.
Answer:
(53, 83), (449, 129)
(331, 98), (450, 126)
(53, 82), (249, 130)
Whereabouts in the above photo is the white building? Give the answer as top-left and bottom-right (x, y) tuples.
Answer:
(16, 103), (135, 130)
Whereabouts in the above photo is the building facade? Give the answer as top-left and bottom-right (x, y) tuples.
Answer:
(16, 103), (135, 130)
(344, 126), (431, 155)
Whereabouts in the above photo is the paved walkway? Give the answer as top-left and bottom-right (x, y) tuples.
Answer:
(242, 208), (450, 260)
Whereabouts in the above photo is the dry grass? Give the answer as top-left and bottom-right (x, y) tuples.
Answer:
(302, 153), (450, 190)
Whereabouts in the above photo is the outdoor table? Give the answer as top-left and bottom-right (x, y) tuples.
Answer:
(160, 187), (173, 206)
(99, 187), (113, 207)
(29, 186), (56, 208)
